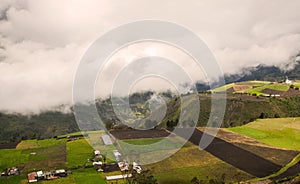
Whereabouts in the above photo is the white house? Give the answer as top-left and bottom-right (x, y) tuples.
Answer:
(285, 77), (292, 84)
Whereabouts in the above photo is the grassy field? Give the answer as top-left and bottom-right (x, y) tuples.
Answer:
(229, 118), (300, 150)
(66, 139), (94, 168)
(16, 139), (66, 149)
(209, 83), (235, 92)
(210, 81), (291, 96)
(0, 149), (29, 171)
(122, 137), (163, 145)
(0, 139), (67, 172)
(39, 168), (106, 184)
(118, 137), (186, 155)
(0, 169), (107, 184)
(2, 124), (300, 184)
(0, 175), (27, 184)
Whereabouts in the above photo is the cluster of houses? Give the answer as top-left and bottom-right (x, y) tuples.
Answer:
(91, 134), (143, 181)
(2, 134), (143, 183)
(27, 169), (68, 183)
(0, 167), (20, 177)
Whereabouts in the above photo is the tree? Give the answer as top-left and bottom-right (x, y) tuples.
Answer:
(128, 170), (158, 184)
(191, 177), (200, 184)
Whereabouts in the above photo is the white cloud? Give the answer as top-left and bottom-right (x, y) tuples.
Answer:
(0, 0), (300, 113)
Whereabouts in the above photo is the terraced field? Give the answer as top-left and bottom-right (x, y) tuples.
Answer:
(1, 120), (300, 184)
(209, 80), (300, 97)
(229, 118), (300, 150)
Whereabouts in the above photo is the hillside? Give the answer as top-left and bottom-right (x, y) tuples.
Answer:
(3, 94), (300, 145)
(209, 80), (300, 97)
(161, 95), (300, 128)
(1, 119), (300, 183)
(224, 57), (300, 83)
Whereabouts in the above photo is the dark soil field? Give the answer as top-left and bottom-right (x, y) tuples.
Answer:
(175, 128), (299, 179)
(262, 88), (300, 97)
(273, 163), (300, 180)
(110, 129), (171, 140)
(0, 142), (19, 149)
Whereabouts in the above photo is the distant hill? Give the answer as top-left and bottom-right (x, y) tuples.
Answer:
(225, 60), (300, 84)
(195, 56), (300, 92)
(209, 80), (300, 97)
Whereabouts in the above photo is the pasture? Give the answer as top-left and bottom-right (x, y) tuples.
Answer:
(229, 118), (300, 150)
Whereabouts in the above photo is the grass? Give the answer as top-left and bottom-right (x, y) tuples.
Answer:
(122, 138), (163, 145)
(0, 149), (29, 171)
(293, 83), (300, 88)
(16, 139), (66, 149)
(0, 176), (27, 184)
(266, 83), (290, 91)
(245, 83), (290, 96)
(228, 118), (300, 150)
(118, 137), (186, 155)
(0, 140), (66, 172)
(66, 139), (94, 168)
(86, 131), (117, 163)
(209, 83), (235, 93)
(210, 81), (290, 96)
(22, 143), (66, 172)
(38, 168), (106, 184)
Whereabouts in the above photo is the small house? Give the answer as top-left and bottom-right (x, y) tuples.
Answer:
(55, 169), (67, 177)
(94, 150), (101, 156)
(28, 172), (37, 183)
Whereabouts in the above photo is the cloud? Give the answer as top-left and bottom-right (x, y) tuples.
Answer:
(0, 0), (300, 113)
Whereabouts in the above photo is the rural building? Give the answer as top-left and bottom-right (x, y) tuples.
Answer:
(28, 172), (38, 183)
(4, 167), (20, 176)
(101, 135), (113, 145)
(285, 77), (292, 84)
(106, 174), (132, 181)
(133, 162), (143, 174)
(36, 171), (43, 178)
(27, 169), (67, 183)
(93, 161), (103, 166)
(94, 150), (101, 156)
(118, 161), (129, 171)
(113, 150), (122, 161)
(55, 169), (67, 177)
(101, 163), (120, 172)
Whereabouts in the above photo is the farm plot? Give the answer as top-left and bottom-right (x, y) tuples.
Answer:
(110, 129), (170, 140)
(228, 118), (300, 150)
(22, 142), (66, 172)
(206, 128), (299, 166)
(146, 145), (253, 184)
(66, 139), (94, 168)
(0, 139), (67, 172)
(116, 136), (188, 163)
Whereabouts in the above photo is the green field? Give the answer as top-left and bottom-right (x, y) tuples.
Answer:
(66, 139), (94, 168)
(0, 149), (29, 171)
(229, 118), (300, 150)
(16, 139), (66, 149)
(210, 81), (291, 96)
(118, 137), (186, 155)
(40, 169), (106, 184)
(0, 139), (67, 172)
(209, 83), (235, 92)
(245, 83), (290, 96)
(1, 123), (300, 183)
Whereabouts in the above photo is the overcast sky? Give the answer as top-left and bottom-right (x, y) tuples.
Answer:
(1, 0), (300, 114)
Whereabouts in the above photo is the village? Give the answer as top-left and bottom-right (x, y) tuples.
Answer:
(0, 133), (143, 183)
